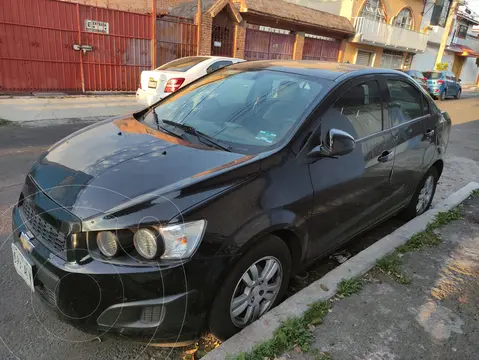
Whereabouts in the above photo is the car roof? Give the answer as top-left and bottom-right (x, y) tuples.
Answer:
(228, 60), (407, 81)
(200, 56), (244, 61)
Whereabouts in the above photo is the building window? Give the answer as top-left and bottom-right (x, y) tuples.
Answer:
(359, 0), (386, 22)
(457, 25), (468, 39)
(356, 50), (375, 66)
(381, 50), (404, 69)
(393, 8), (413, 30)
(431, 0), (452, 28)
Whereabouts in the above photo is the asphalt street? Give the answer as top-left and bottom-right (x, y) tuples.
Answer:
(0, 96), (478, 360)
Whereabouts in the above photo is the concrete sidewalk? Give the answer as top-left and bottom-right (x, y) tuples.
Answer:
(285, 195), (479, 360)
(0, 95), (143, 124)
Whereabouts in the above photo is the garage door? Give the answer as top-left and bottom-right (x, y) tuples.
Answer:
(244, 28), (295, 61)
(302, 37), (341, 61)
(356, 50), (374, 66)
(381, 51), (404, 69)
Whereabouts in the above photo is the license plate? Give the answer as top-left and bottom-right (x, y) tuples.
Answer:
(148, 80), (158, 89)
(12, 243), (35, 292)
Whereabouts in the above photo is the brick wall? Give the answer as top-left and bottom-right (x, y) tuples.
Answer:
(233, 23), (246, 59)
(293, 32), (305, 60)
(57, 0), (170, 13)
(199, 15), (213, 55)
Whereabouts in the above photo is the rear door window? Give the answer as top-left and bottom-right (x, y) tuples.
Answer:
(333, 81), (383, 139)
(207, 60), (233, 74)
(386, 80), (424, 126)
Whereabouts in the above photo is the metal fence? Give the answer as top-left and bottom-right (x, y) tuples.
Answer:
(302, 38), (341, 62)
(79, 4), (151, 91)
(156, 17), (197, 67)
(0, 0), (197, 92)
(0, 0), (82, 91)
(244, 28), (295, 61)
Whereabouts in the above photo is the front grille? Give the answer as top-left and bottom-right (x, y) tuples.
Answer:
(20, 201), (67, 260)
(36, 284), (57, 308)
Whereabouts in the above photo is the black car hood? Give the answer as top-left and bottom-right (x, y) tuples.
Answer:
(29, 117), (258, 221)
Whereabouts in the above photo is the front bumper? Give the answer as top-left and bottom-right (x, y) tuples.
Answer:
(11, 204), (207, 343)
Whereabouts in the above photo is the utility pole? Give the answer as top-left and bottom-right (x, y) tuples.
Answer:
(151, 0), (157, 69)
(197, 0), (202, 55)
(434, 0), (458, 69)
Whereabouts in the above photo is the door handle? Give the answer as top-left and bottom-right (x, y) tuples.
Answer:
(425, 129), (435, 138)
(378, 150), (394, 163)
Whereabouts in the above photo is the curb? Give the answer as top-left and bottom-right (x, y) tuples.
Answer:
(203, 182), (479, 360)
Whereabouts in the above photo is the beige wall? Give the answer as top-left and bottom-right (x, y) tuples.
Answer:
(343, 42), (383, 67)
(351, 0), (424, 32)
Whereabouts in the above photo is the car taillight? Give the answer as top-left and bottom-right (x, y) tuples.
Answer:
(437, 80), (444, 85)
(164, 78), (185, 93)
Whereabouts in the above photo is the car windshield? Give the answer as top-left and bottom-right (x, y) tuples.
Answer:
(155, 57), (209, 72)
(143, 68), (329, 153)
(423, 72), (441, 80)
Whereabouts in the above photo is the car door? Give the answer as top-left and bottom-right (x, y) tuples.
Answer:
(307, 76), (395, 259)
(445, 71), (456, 96)
(450, 71), (460, 95)
(385, 76), (437, 209)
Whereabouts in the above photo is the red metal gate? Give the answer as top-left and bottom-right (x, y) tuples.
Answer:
(79, 5), (151, 91)
(302, 37), (341, 62)
(156, 17), (197, 67)
(244, 28), (295, 61)
(0, 0), (82, 91)
(0, 0), (152, 92)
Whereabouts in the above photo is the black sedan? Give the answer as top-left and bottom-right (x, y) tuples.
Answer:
(11, 61), (451, 343)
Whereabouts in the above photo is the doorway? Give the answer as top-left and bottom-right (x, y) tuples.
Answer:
(452, 55), (466, 79)
(211, 8), (234, 57)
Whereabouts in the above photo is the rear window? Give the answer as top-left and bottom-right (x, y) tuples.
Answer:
(423, 72), (442, 80)
(156, 57), (209, 72)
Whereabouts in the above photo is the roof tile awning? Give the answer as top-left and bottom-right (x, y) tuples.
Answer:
(447, 44), (479, 57)
(234, 0), (355, 35)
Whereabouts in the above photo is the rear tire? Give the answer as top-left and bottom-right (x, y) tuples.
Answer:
(208, 235), (291, 340)
(400, 167), (439, 221)
(439, 90), (446, 101)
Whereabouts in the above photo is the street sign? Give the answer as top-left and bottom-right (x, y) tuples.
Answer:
(85, 19), (109, 34)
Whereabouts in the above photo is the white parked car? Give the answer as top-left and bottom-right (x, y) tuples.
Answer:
(136, 56), (244, 106)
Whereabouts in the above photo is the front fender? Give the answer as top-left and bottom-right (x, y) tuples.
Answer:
(223, 208), (309, 264)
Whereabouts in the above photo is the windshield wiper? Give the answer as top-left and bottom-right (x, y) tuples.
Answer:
(162, 120), (232, 152)
(151, 111), (184, 139)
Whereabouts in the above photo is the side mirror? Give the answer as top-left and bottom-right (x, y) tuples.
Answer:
(458, 78), (462, 82)
(308, 128), (356, 158)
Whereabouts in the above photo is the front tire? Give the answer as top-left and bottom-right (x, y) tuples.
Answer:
(400, 167), (439, 220)
(455, 89), (461, 99)
(208, 235), (291, 340)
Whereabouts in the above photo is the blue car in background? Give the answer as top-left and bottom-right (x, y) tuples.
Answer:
(423, 70), (462, 101)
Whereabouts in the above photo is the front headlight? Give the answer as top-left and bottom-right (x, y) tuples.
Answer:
(97, 231), (120, 257)
(159, 220), (206, 259)
(133, 229), (164, 260)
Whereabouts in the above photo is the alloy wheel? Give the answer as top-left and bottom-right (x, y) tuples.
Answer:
(230, 256), (282, 327)
(416, 175), (435, 214)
